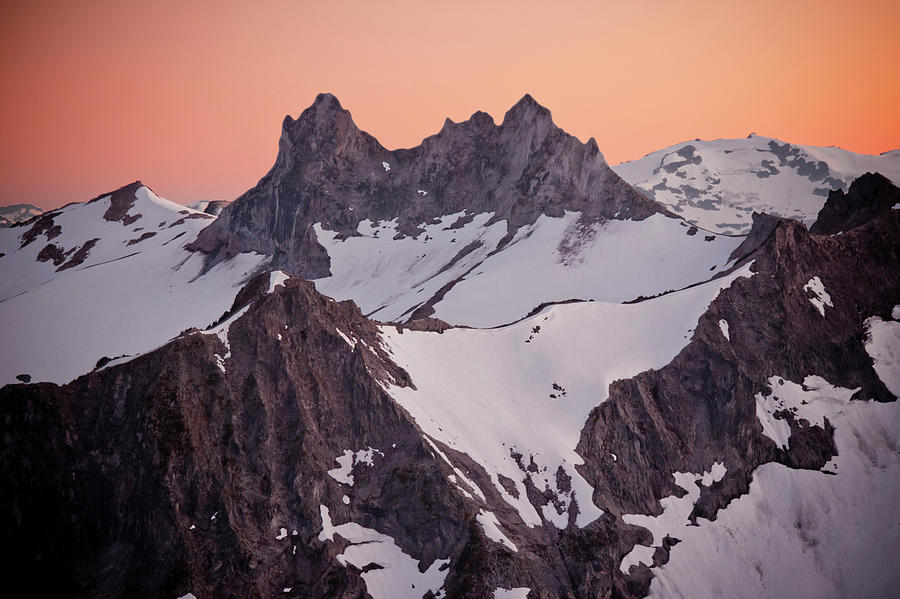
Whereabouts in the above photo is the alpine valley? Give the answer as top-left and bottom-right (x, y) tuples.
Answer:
(2, 94), (899, 599)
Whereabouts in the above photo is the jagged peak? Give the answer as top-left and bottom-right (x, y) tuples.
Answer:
(502, 93), (553, 127)
(312, 92), (343, 109)
(283, 92), (355, 132)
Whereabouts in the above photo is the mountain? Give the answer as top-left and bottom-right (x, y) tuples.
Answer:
(2, 174), (898, 598)
(612, 134), (900, 234)
(189, 94), (744, 327)
(0, 202), (43, 227)
(1, 94), (899, 599)
(0, 181), (267, 386)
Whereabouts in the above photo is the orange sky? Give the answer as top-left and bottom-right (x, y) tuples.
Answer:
(2, 0), (899, 210)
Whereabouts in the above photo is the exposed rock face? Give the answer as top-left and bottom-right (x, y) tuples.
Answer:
(90, 180), (145, 225)
(188, 93), (663, 277)
(809, 171), (900, 235)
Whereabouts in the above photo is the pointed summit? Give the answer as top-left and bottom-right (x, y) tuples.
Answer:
(312, 92), (343, 110)
(286, 92), (352, 128)
(502, 93), (553, 127)
(278, 92), (368, 157)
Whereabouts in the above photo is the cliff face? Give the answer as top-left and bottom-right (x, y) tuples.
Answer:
(187, 93), (662, 277)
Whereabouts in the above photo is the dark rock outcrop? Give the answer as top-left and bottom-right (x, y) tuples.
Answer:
(88, 180), (145, 225)
(187, 93), (665, 277)
(809, 171), (899, 235)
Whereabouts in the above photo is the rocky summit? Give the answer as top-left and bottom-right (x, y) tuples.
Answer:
(188, 93), (661, 278)
(1, 94), (899, 599)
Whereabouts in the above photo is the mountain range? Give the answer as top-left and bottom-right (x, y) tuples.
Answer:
(1, 94), (898, 599)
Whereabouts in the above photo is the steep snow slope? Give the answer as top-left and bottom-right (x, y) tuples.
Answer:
(0, 184), (267, 385)
(382, 262), (755, 528)
(613, 135), (900, 234)
(646, 368), (900, 599)
(313, 212), (743, 327)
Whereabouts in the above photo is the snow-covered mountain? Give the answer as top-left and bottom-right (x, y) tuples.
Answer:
(1, 95), (899, 599)
(0, 181), (267, 385)
(192, 94), (743, 327)
(612, 135), (900, 234)
(0, 203), (43, 227)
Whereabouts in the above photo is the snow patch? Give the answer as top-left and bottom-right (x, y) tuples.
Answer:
(701, 461), (726, 487)
(424, 436), (486, 501)
(202, 303), (251, 370)
(864, 313), (900, 397)
(318, 505), (449, 599)
(268, 270), (290, 293)
(335, 328), (357, 349)
(755, 375), (858, 450)
(327, 447), (384, 486)
(382, 161), (391, 171)
(477, 510), (518, 552)
(803, 276), (833, 317)
(620, 462), (727, 574)
(718, 319), (730, 340)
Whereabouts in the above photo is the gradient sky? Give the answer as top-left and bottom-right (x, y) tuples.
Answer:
(2, 0), (899, 210)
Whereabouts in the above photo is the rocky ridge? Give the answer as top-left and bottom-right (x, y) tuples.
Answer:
(188, 93), (663, 278)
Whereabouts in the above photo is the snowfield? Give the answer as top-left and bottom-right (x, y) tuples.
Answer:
(0, 185), (267, 385)
(381, 263), (755, 528)
(613, 135), (900, 234)
(313, 211), (743, 327)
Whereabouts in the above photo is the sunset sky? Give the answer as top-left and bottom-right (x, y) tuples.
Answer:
(2, 0), (899, 210)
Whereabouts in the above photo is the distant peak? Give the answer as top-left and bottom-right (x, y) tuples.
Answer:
(502, 93), (553, 127)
